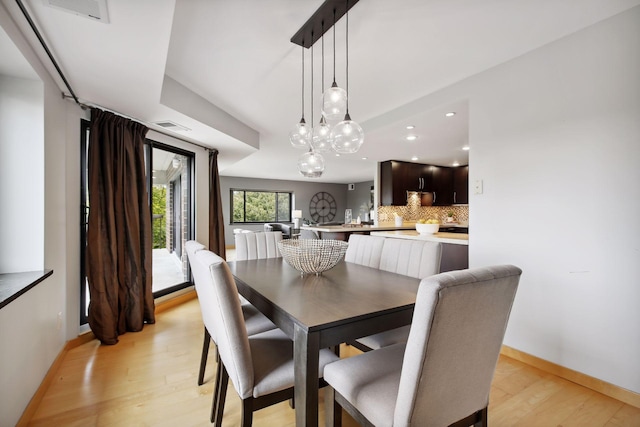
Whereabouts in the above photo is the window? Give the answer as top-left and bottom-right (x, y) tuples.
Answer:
(231, 190), (292, 223)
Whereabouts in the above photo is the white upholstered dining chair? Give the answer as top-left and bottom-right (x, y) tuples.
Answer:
(234, 231), (283, 261)
(345, 235), (442, 352)
(185, 241), (275, 387)
(324, 265), (522, 427)
(194, 249), (340, 426)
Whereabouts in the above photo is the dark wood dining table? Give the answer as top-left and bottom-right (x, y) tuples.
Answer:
(228, 258), (421, 427)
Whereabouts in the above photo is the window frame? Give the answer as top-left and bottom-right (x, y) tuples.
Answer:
(230, 189), (292, 224)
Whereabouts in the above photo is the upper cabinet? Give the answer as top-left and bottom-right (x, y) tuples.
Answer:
(380, 161), (431, 205)
(453, 165), (469, 205)
(380, 161), (468, 206)
(430, 166), (454, 206)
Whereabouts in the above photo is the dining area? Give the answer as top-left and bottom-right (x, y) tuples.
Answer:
(187, 233), (522, 427)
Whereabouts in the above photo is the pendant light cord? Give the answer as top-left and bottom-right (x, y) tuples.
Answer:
(346, 1), (350, 113)
(310, 38), (314, 125)
(321, 23), (325, 94)
(332, 9), (337, 83)
(301, 44), (305, 120)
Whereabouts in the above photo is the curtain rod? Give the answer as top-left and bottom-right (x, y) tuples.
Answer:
(16, 0), (212, 154)
(15, 0), (78, 103)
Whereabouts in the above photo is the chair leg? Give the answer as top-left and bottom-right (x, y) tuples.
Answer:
(241, 398), (253, 427)
(210, 355), (223, 424)
(213, 364), (229, 427)
(473, 407), (488, 427)
(198, 328), (211, 386)
(324, 386), (341, 427)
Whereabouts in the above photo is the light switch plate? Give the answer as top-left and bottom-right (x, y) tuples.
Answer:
(473, 179), (483, 195)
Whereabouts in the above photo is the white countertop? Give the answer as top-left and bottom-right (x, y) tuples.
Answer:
(371, 230), (469, 245)
(302, 223), (416, 233)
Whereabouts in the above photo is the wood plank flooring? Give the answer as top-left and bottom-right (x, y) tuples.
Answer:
(26, 298), (640, 426)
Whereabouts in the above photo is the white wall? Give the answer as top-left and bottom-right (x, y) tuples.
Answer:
(437, 7), (639, 392)
(0, 75), (44, 272)
(0, 16), (79, 427)
(469, 6), (640, 393)
(363, 5), (640, 394)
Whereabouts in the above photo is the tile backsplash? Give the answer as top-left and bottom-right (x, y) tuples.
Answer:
(377, 200), (469, 224)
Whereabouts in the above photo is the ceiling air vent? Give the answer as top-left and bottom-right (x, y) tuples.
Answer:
(43, 0), (110, 24)
(153, 121), (191, 132)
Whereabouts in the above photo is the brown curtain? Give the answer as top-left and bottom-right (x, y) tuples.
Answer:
(86, 108), (155, 345)
(208, 149), (226, 259)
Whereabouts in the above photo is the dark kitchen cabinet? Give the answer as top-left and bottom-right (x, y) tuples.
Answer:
(380, 160), (468, 206)
(381, 160), (431, 205)
(453, 165), (469, 204)
(429, 166), (454, 206)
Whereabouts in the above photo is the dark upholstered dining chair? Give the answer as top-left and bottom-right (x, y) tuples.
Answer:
(324, 265), (522, 427)
(263, 222), (293, 239)
(191, 249), (340, 426)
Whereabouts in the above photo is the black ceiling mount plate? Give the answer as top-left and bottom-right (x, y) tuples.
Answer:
(290, 0), (360, 48)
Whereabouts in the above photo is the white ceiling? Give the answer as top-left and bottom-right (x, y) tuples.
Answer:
(2, 0), (639, 183)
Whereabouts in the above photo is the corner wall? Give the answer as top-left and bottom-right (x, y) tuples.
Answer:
(374, 6), (640, 393)
(362, 5), (640, 394)
(468, 6), (640, 393)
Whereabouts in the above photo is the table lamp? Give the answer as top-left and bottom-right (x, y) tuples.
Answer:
(292, 210), (303, 228)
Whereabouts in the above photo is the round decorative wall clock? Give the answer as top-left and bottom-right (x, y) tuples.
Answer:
(309, 191), (337, 223)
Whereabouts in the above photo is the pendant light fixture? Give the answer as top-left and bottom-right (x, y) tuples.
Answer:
(290, 0), (362, 176)
(321, 9), (347, 121)
(290, 44), (309, 149)
(298, 35), (325, 178)
(298, 148), (325, 178)
(312, 25), (333, 152)
(331, 2), (364, 154)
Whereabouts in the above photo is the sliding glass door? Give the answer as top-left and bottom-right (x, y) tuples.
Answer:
(149, 143), (194, 296)
(80, 123), (195, 324)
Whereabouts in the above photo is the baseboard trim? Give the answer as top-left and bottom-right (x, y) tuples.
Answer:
(500, 345), (640, 409)
(16, 290), (198, 425)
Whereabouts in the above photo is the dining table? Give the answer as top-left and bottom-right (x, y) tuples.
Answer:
(228, 258), (422, 427)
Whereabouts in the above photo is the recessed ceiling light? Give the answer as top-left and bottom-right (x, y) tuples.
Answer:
(335, 153), (341, 157)
(452, 161), (460, 167)
(406, 125), (415, 130)
(411, 156), (418, 161)
(462, 146), (470, 151)
(361, 157), (368, 160)
(445, 112), (456, 117)
(406, 135), (417, 141)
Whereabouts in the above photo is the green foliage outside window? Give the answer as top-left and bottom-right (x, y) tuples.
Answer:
(152, 185), (166, 248)
(232, 190), (292, 223)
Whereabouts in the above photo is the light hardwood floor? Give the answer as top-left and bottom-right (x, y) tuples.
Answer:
(26, 297), (640, 426)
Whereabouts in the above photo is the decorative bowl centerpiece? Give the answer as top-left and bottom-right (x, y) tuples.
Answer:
(278, 239), (348, 275)
(416, 222), (440, 235)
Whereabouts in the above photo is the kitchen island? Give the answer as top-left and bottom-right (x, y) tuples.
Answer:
(300, 222), (417, 240)
(371, 230), (469, 272)
(370, 230), (468, 245)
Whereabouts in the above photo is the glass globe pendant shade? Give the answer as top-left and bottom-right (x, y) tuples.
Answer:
(311, 117), (333, 152)
(298, 150), (325, 178)
(330, 113), (364, 154)
(289, 118), (310, 149)
(322, 82), (347, 121)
